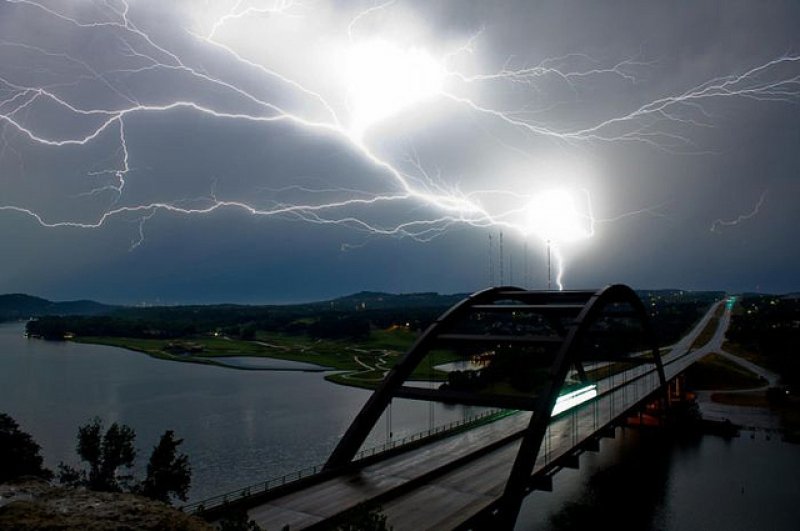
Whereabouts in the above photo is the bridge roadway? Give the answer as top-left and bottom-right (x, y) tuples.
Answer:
(244, 301), (730, 530)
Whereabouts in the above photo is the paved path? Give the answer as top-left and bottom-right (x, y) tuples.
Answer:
(693, 330), (781, 429)
(715, 350), (779, 387)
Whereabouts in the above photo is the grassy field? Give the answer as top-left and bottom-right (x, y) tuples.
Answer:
(689, 303), (725, 351)
(709, 391), (769, 407)
(74, 327), (464, 389)
(721, 340), (774, 370)
(684, 353), (765, 391)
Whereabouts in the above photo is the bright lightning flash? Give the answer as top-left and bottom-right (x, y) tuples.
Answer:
(1, 0), (799, 289)
(523, 189), (594, 290)
(344, 40), (444, 137)
(524, 189), (592, 244)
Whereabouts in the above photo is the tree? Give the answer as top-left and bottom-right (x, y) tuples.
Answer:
(239, 322), (257, 340)
(217, 509), (263, 531)
(139, 430), (191, 503)
(337, 503), (392, 531)
(58, 417), (136, 492)
(0, 412), (52, 482)
(58, 418), (193, 504)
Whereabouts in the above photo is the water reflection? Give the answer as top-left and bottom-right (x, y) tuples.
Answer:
(0, 322), (479, 502)
(517, 428), (800, 531)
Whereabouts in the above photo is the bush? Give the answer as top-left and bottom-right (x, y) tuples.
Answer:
(139, 430), (191, 503)
(58, 417), (136, 492)
(59, 418), (191, 504)
(0, 412), (52, 482)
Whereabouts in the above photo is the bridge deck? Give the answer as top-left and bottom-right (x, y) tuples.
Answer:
(248, 410), (532, 529)
(244, 302), (729, 530)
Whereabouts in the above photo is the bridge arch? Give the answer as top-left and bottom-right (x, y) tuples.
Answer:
(498, 283), (665, 526)
(325, 284), (664, 526)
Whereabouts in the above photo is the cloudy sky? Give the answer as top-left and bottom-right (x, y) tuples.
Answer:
(1, 0), (799, 304)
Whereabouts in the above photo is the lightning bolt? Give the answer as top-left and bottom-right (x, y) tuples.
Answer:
(208, 0), (303, 41)
(552, 245), (566, 291)
(0, 1), (798, 290)
(710, 190), (768, 233)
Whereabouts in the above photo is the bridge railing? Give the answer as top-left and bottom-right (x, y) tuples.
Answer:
(184, 350), (691, 516)
(186, 368), (680, 517)
(181, 408), (510, 515)
(537, 363), (666, 469)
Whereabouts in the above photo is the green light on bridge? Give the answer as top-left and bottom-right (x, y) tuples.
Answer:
(552, 384), (597, 416)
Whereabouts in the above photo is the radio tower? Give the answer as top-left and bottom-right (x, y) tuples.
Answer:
(509, 251), (513, 285)
(523, 240), (528, 289)
(488, 234), (495, 286)
(499, 231), (504, 285)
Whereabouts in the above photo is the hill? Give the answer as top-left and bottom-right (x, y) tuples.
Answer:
(0, 294), (115, 322)
(324, 291), (468, 310)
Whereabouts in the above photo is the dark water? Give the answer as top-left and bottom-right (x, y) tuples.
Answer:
(3, 321), (798, 528)
(0, 322), (481, 502)
(516, 427), (800, 531)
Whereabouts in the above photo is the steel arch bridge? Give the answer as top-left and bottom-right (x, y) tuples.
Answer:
(192, 283), (703, 530)
(324, 283), (667, 527)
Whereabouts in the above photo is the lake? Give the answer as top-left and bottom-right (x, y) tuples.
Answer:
(516, 423), (800, 530)
(1, 321), (797, 530)
(0, 322), (482, 502)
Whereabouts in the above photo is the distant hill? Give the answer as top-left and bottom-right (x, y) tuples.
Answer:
(0, 289), (732, 321)
(0, 294), (115, 322)
(326, 289), (729, 310)
(324, 291), (469, 310)
(2, 291), (469, 327)
(0, 287), (738, 324)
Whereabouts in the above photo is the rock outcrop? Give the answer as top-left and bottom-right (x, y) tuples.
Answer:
(0, 479), (212, 530)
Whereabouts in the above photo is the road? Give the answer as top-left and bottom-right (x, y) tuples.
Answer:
(245, 300), (732, 530)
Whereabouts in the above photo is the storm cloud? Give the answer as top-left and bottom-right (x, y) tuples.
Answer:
(1, 0), (798, 303)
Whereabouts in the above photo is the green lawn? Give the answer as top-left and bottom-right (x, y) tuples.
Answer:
(74, 327), (464, 389)
(685, 353), (765, 391)
(689, 303), (725, 351)
(721, 340), (774, 371)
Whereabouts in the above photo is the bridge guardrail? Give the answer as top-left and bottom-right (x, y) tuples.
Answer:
(183, 331), (711, 516)
(182, 408), (509, 514)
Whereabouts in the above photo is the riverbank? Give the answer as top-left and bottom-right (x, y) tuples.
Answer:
(2, 321), (491, 503)
(68, 328), (457, 389)
(686, 346), (799, 441)
(516, 336), (799, 530)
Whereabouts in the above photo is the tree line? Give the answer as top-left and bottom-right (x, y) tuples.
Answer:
(0, 412), (190, 504)
(23, 292), (721, 369)
(25, 305), (446, 341)
(727, 295), (800, 387)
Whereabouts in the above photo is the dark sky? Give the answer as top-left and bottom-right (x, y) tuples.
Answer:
(1, 0), (799, 304)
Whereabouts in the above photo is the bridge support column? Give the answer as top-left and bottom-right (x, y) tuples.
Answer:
(667, 374), (689, 405)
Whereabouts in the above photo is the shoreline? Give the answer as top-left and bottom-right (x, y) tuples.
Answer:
(72, 337), (334, 373)
(690, 349), (798, 441)
(66, 334), (407, 389)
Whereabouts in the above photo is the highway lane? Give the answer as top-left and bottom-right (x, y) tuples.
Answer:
(246, 299), (732, 530)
